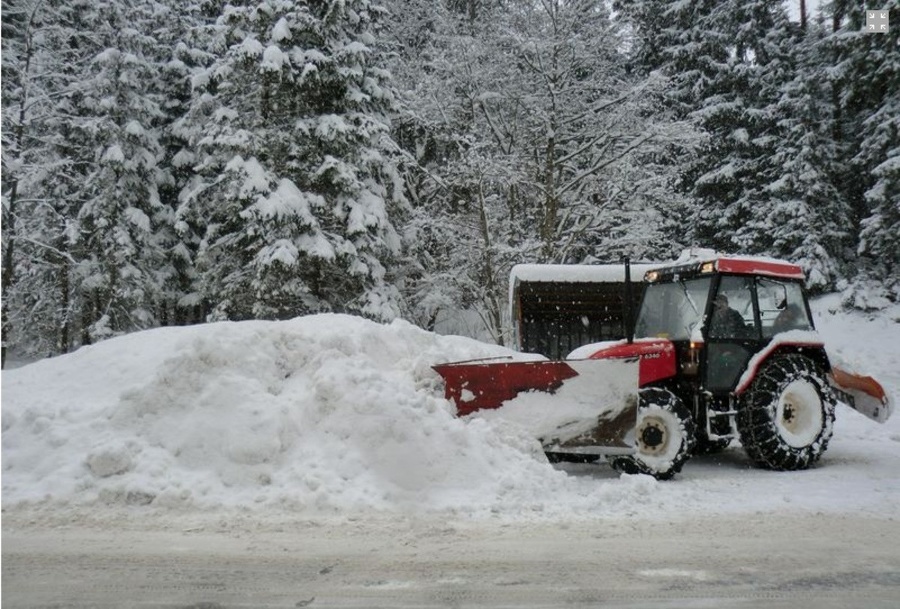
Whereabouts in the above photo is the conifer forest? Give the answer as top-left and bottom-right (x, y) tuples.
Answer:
(2, 0), (898, 363)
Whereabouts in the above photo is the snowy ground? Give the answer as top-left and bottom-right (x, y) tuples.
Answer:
(2, 296), (900, 607)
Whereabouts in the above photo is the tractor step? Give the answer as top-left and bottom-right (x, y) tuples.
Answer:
(705, 407), (738, 441)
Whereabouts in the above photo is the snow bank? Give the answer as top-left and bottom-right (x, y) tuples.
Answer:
(1, 315), (587, 515)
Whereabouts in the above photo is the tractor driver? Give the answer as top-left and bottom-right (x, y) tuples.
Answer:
(772, 303), (806, 334)
(710, 294), (747, 338)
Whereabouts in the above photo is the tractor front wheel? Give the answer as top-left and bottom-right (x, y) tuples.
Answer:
(737, 354), (836, 470)
(609, 387), (696, 480)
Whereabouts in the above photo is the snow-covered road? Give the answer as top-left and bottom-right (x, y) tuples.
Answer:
(3, 510), (899, 608)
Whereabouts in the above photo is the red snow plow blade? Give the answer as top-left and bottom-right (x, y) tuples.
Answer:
(433, 357), (640, 455)
(829, 365), (893, 423)
(433, 358), (577, 416)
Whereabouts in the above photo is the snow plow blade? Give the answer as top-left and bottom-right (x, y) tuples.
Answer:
(433, 357), (639, 455)
(829, 366), (893, 423)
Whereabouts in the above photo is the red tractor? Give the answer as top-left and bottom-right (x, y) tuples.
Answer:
(435, 254), (892, 479)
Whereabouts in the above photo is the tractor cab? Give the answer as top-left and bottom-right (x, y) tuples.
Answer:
(621, 255), (831, 456)
(633, 256), (815, 394)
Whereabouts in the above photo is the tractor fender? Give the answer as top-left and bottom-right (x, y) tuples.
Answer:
(731, 330), (892, 424)
(581, 339), (677, 387)
(733, 330), (829, 396)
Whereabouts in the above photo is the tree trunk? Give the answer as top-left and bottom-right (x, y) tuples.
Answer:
(476, 181), (504, 346)
(1, 180), (18, 369)
(81, 292), (94, 346)
(58, 255), (71, 353)
(541, 133), (557, 260)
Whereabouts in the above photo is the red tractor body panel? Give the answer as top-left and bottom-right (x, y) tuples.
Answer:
(585, 339), (677, 387)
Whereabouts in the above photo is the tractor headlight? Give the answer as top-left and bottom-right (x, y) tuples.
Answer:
(681, 342), (702, 375)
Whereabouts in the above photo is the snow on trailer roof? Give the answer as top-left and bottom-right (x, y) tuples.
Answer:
(509, 263), (660, 285)
(509, 250), (806, 290)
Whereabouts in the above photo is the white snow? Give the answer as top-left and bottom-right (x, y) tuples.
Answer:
(2, 300), (899, 524)
(249, 177), (321, 225)
(474, 358), (638, 447)
(102, 144), (125, 163)
(510, 263), (659, 284)
(270, 17), (292, 43)
(260, 45), (288, 71)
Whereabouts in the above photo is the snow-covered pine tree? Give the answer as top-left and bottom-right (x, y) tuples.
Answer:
(2, 0), (200, 358)
(667, 0), (848, 283)
(618, 0), (736, 251)
(747, 17), (853, 291)
(675, 0), (773, 252)
(72, 0), (173, 341)
(180, 0), (406, 322)
(147, 0), (215, 327)
(2, 0), (41, 364)
(3, 0), (145, 356)
(1, 0), (62, 362)
(827, 0), (900, 306)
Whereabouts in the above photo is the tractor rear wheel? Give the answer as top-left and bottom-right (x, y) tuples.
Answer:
(737, 354), (836, 470)
(609, 387), (696, 480)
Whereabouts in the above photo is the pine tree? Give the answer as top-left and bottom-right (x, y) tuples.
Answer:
(180, 0), (407, 321)
(834, 0), (900, 305)
(748, 18), (853, 290)
(2, 0), (45, 363)
(73, 0), (172, 340)
(2, 0), (108, 356)
(617, 0), (736, 252)
(149, 0), (215, 327)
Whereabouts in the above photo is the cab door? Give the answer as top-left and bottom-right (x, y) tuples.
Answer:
(704, 275), (761, 392)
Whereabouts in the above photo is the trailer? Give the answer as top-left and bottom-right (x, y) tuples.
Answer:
(509, 262), (656, 359)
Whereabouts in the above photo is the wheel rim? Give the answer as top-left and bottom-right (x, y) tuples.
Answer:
(637, 415), (669, 456)
(775, 379), (824, 448)
(634, 408), (683, 464)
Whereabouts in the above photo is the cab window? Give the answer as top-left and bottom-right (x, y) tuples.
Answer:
(757, 278), (812, 338)
(708, 276), (756, 339)
(634, 277), (711, 340)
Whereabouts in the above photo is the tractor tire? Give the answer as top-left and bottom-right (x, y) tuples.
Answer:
(609, 387), (697, 480)
(737, 354), (836, 471)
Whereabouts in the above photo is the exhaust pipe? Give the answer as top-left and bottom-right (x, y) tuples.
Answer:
(624, 257), (634, 344)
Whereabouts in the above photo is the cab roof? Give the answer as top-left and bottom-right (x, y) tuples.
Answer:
(648, 254), (805, 282)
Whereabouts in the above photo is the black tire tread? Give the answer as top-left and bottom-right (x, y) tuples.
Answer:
(737, 354), (836, 471)
(609, 387), (697, 480)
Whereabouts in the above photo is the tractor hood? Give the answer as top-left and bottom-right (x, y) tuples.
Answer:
(568, 338), (677, 387)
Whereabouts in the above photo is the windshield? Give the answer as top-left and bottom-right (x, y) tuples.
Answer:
(634, 277), (712, 340)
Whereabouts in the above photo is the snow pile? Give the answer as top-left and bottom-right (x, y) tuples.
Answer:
(3, 301), (900, 521)
(1, 315), (589, 515)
